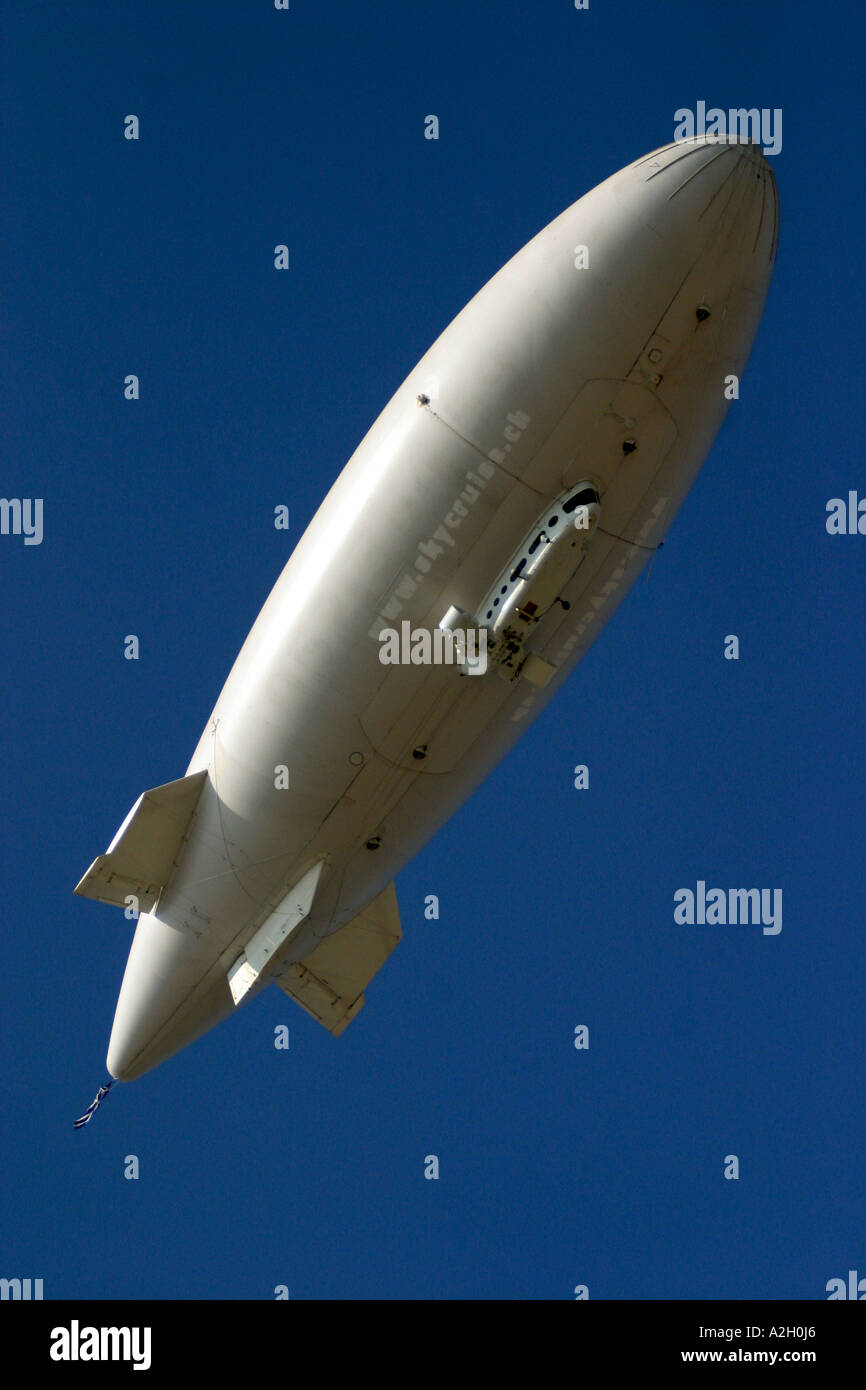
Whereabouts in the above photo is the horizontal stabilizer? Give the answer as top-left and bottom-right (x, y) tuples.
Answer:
(272, 882), (401, 1036)
(74, 770), (208, 912)
(227, 861), (324, 1006)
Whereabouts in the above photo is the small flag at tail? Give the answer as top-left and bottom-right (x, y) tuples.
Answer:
(74, 1080), (114, 1129)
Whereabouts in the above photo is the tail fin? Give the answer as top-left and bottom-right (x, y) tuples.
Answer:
(272, 883), (401, 1036)
(74, 770), (207, 913)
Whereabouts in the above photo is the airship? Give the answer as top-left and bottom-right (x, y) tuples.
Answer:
(75, 135), (778, 1093)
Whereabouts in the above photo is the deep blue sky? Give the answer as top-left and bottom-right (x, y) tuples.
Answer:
(3, 1), (864, 1300)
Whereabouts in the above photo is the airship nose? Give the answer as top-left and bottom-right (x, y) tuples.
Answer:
(633, 134), (779, 276)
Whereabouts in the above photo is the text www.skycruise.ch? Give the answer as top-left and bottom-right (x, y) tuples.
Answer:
(681, 1349), (817, 1363)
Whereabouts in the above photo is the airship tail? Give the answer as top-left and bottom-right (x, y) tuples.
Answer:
(74, 770), (208, 913)
(269, 881), (402, 1036)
